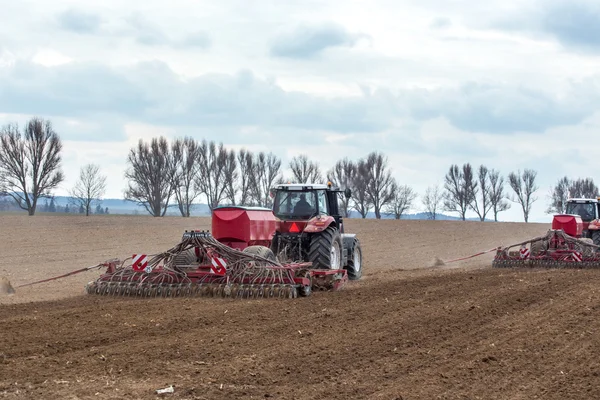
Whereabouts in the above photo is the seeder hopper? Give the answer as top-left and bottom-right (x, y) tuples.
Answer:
(492, 214), (600, 269)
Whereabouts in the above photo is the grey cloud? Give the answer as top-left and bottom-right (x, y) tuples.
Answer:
(57, 8), (103, 34)
(123, 13), (171, 46)
(54, 10), (211, 49)
(404, 82), (597, 134)
(0, 60), (597, 141)
(430, 17), (452, 30)
(541, 2), (600, 49)
(269, 22), (366, 58)
(180, 31), (211, 49)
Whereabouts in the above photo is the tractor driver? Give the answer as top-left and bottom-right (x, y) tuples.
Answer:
(293, 193), (314, 215)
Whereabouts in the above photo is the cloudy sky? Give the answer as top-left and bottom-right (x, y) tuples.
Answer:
(1, 0), (599, 222)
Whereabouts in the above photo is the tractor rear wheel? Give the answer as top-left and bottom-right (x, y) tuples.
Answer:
(243, 245), (277, 264)
(308, 226), (342, 270)
(346, 238), (363, 280)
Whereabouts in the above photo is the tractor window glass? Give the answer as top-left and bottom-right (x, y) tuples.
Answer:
(566, 203), (596, 220)
(316, 190), (328, 214)
(273, 191), (316, 218)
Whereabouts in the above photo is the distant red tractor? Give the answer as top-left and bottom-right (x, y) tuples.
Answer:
(493, 213), (600, 268)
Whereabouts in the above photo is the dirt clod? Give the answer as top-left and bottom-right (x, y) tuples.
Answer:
(0, 276), (15, 295)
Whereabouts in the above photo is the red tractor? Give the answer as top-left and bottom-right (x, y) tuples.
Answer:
(565, 198), (600, 245)
(268, 183), (362, 280)
(85, 182), (362, 299)
(493, 213), (600, 268)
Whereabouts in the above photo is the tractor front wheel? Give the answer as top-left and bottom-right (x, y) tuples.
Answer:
(308, 226), (342, 270)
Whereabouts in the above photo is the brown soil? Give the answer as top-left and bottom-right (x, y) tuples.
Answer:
(1, 215), (600, 399)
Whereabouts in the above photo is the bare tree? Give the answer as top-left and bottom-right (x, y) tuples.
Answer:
(171, 137), (202, 217)
(237, 149), (256, 206)
(362, 152), (396, 219)
(569, 178), (598, 198)
(489, 168), (510, 221)
(350, 159), (372, 218)
(547, 176), (570, 214)
(250, 152), (282, 208)
(385, 182), (417, 219)
(327, 158), (356, 218)
(469, 165), (493, 221)
(508, 168), (538, 223)
(423, 184), (443, 220)
(0, 117), (64, 216)
(222, 149), (238, 205)
(195, 140), (229, 211)
(289, 154), (322, 183)
(443, 163), (477, 220)
(124, 136), (178, 217)
(69, 163), (107, 216)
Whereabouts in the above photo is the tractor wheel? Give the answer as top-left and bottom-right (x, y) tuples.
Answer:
(592, 231), (600, 246)
(308, 226), (343, 270)
(346, 238), (363, 280)
(243, 245), (277, 265)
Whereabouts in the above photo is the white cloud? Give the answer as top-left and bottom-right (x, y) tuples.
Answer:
(1, 0), (599, 223)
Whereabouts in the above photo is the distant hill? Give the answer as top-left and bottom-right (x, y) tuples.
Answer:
(0, 194), (479, 220)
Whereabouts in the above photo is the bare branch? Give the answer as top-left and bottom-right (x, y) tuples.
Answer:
(289, 154), (322, 183)
(124, 136), (178, 217)
(422, 184), (442, 220)
(443, 163), (477, 220)
(508, 168), (538, 223)
(350, 159), (372, 218)
(237, 149), (255, 206)
(327, 158), (356, 218)
(171, 137), (202, 217)
(195, 140), (229, 211)
(250, 152), (282, 208)
(363, 152), (396, 219)
(469, 165), (493, 221)
(0, 117), (64, 215)
(385, 183), (417, 219)
(222, 149), (238, 206)
(69, 163), (107, 216)
(489, 169), (510, 221)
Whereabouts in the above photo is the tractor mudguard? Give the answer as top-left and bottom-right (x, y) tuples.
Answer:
(341, 234), (357, 266)
(302, 215), (336, 233)
(588, 219), (600, 231)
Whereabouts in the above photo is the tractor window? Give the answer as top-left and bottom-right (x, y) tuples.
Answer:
(316, 190), (328, 215)
(272, 190), (317, 219)
(566, 202), (596, 221)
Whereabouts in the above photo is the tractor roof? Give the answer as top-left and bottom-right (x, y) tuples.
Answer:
(272, 183), (333, 191)
(567, 198), (599, 203)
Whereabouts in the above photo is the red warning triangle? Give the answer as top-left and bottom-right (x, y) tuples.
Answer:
(289, 222), (300, 233)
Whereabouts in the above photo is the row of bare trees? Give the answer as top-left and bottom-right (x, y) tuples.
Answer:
(123, 136), (285, 217)
(420, 164), (536, 222)
(3, 117), (598, 221)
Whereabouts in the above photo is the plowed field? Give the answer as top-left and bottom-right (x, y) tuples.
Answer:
(1, 215), (600, 399)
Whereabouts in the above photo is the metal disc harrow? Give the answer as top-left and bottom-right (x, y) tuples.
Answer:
(492, 228), (600, 269)
(85, 230), (342, 299)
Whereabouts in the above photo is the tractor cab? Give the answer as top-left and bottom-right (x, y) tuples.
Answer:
(271, 183), (351, 231)
(565, 197), (600, 244)
(268, 182), (361, 279)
